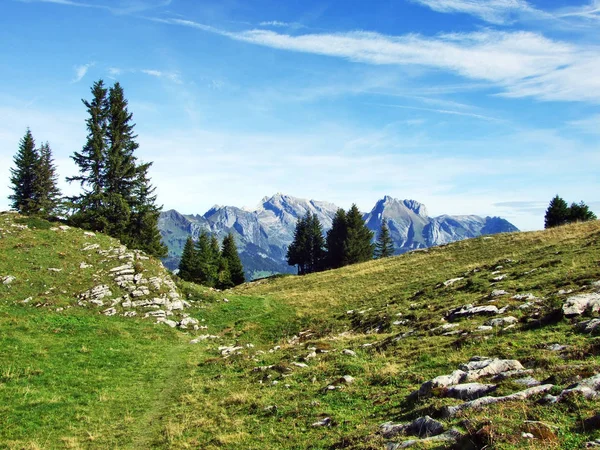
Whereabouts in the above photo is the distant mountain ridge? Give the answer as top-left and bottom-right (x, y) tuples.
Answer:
(158, 194), (519, 279)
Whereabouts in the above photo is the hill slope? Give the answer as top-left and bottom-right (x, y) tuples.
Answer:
(1, 211), (599, 449)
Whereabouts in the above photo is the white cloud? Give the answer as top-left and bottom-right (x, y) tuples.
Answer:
(259, 21), (290, 27)
(157, 18), (600, 103)
(410, 0), (536, 24)
(557, 0), (600, 21)
(108, 67), (122, 76)
(569, 114), (600, 134)
(141, 69), (182, 84)
(367, 103), (502, 122)
(17, 0), (173, 14)
(72, 62), (93, 83)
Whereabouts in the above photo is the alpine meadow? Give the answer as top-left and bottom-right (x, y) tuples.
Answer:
(1, 1), (600, 449)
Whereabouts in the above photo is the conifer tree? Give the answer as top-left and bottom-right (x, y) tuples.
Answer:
(9, 129), (39, 215)
(178, 237), (197, 282)
(544, 195), (570, 229)
(194, 231), (217, 286)
(344, 204), (374, 264)
(307, 213), (326, 273)
(326, 208), (348, 269)
(374, 218), (394, 259)
(222, 233), (245, 286)
(126, 163), (167, 257)
(568, 201), (597, 223)
(67, 80), (109, 230)
(34, 142), (62, 217)
(287, 212), (326, 274)
(287, 214), (309, 274)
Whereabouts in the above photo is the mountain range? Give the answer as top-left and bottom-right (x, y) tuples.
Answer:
(158, 194), (519, 279)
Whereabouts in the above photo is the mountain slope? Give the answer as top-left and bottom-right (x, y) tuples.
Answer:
(159, 194), (518, 279)
(2, 210), (600, 449)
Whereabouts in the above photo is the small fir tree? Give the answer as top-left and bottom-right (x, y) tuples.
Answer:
(178, 237), (197, 282)
(375, 218), (394, 258)
(307, 213), (326, 273)
(194, 231), (217, 286)
(568, 201), (597, 223)
(221, 233), (245, 286)
(344, 204), (374, 264)
(34, 142), (62, 217)
(67, 80), (109, 230)
(287, 214), (309, 274)
(326, 208), (348, 269)
(544, 195), (571, 228)
(9, 129), (38, 215)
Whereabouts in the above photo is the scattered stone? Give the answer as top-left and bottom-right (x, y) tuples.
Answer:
(490, 289), (508, 297)
(460, 357), (525, 381)
(22, 297), (32, 304)
(442, 384), (554, 418)
(223, 298), (229, 303)
(381, 416), (444, 439)
(546, 344), (568, 352)
(292, 362), (308, 368)
(386, 429), (462, 449)
(486, 316), (518, 327)
(447, 305), (499, 321)
(342, 349), (357, 357)
(555, 374), (600, 401)
(476, 326), (493, 332)
(83, 231), (95, 237)
(491, 369), (535, 382)
(79, 285), (112, 302)
(168, 300), (184, 311)
(79, 262), (92, 269)
(189, 335), (218, 344)
(443, 277), (464, 287)
(179, 317), (199, 329)
(445, 383), (497, 400)
(157, 318), (178, 328)
(512, 293), (538, 301)
(123, 311), (137, 317)
(558, 289), (574, 295)
(102, 307), (117, 316)
(523, 421), (558, 442)
(585, 440), (600, 448)
(563, 293), (600, 317)
(2, 275), (16, 285)
(81, 244), (100, 251)
(578, 319), (600, 334)
(312, 417), (332, 427)
(219, 345), (243, 356)
(514, 376), (541, 387)
(492, 275), (507, 282)
(47, 267), (62, 272)
(522, 432), (535, 439)
(411, 370), (467, 399)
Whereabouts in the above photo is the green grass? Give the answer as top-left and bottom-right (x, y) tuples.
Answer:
(2, 211), (600, 449)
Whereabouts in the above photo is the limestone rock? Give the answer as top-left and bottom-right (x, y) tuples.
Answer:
(102, 307), (117, 316)
(443, 277), (464, 287)
(578, 319), (600, 334)
(342, 349), (357, 357)
(445, 383), (497, 400)
(412, 370), (467, 399)
(447, 305), (499, 321)
(486, 316), (518, 327)
(563, 293), (600, 318)
(381, 416), (444, 439)
(460, 357), (524, 381)
(490, 289), (508, 297)
(442, 384), (554, 418)
(2, 275), (15, 285)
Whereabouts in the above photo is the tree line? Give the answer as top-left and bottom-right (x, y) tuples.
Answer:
(9, 80), (166, 257)
(286, 205), (395, 275)
(178, 232), (245, 288)
(544, 195), (596, 228)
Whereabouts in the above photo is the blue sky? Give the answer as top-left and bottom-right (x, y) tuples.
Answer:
(1, 0), (599, 230)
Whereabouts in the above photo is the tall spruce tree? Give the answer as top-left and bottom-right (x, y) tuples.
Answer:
(67, 80), (109, 230)
(326, 208), (348, 269)
(34, 142), (62, 218)
(344, 204), (374, 264)
(9, 129), (39, 215)
(125, 163), (167, 257)
(374, 218), (394, 258)
(178, 237), (197, 282)
(544, 195), (570, 229)
(222, 233), (245, 286)
(68, 79), (166, 256)
(287, 214), (309, 274)
(194, 231), (217, 286)
(287, 212), (326, 274)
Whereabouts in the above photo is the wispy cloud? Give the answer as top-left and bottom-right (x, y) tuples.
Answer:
(154, 18), (600, 103)
(557, 0), (600, 21)
(410, 0), (537, 25)
(72, 62), (93, 83)
(368, 103), (502, 122)
(17, 0), (172, 14)
(569, 114), (600, 134)
(141, 69), (182, 84)
(259, 20), (290, 27)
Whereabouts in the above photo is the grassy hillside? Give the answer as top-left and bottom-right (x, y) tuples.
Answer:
(1, 210), (600, 449)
